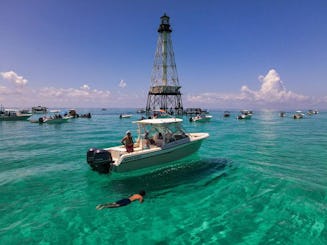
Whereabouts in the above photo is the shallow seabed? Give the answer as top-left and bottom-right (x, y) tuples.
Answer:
(0, 109), (326, 244)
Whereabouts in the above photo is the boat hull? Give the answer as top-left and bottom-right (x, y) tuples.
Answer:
(44, 118), (70, 124)
(190, 115), (212, 122)
(110, 134), (208, 173)
(0, 115), (31, 121)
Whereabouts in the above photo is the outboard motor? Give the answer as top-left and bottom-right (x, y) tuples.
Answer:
(86, 148), (113, 174)
(87, 147), (97, 167)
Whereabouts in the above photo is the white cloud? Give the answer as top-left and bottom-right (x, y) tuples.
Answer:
(119, 79), (127, 88)
(1, 69), (325, 109)
(241, 69), (308, 103)
(185, 69), (315, 109)
(36, 86), (112, 107)
(81, 84), (90, 90)
(0, 70), (28, 86)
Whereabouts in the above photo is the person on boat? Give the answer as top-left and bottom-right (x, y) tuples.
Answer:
(154, 132), (164, 147)
(121, 130), (134, 152)
(96, 190), (146, 209)
(144, 131), (155, 147)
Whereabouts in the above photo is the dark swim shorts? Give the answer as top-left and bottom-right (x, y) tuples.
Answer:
(116, 198), (131, 206)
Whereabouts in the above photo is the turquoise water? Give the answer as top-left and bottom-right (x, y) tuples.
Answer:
(1, 109), (326, 244)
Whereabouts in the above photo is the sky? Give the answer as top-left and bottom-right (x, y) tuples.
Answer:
(1, 0), (327, 110)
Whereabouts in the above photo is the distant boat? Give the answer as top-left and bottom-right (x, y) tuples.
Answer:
(32, 106), (47, 114)
(184, 108), (208, 115)
(29, 110), (71, 124)
(0, 106), (32, 121)
(136, 109), (145, 113)
(189, 114), (212, 122)
(293, 111), (304, 119)
(279, 111), (286, 117)
(223, 111), (231, 117)
(119, 114), (132, 118)
(307, 109), (319, 115)
(237, 110), (252, 120)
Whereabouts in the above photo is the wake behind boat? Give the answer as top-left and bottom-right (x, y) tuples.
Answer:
(86, 118), (209, 174)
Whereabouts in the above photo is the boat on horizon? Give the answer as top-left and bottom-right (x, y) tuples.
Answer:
(119, 113), (132, 118)
(293, 111), (304, 119)
(189, 113), (212, 122)
(86, 117), (209, 174)
(29, 110), (71, 124)
(280, 111), (286, 117)
(223, 111), (231, 118)
(0, 106), (32, 121)
(307, 109), (319, 115)
(32, 106), (47, 114)
(237, 110), (252, 120)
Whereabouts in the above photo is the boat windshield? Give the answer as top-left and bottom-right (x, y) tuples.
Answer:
(136, 120), (187, 145)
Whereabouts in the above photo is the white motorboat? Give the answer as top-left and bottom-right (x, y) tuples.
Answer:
(32, 106), (47, 114)
(86, 118), (209, 174)
(29, 110), (71, 123)
(0, 106), (32, 121)
(189, 114), (212, 122)
(237, 110), (252, 120)
(293, 111), (304, 119)
(119, 114), (132, 118)
(307, 109), (319, 115)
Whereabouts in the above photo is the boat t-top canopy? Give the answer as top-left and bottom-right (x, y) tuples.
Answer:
(134, 118), (182, 125)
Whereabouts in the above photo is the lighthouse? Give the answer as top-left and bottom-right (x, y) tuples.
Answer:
(146, 14), (183, 115)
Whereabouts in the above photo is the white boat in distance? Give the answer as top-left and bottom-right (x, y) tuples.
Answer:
(87, 118), (209, 174)
(293, 111), (304, 119)
(237, 110), (252, 120)
(0, 106), (32, 121)
(119, 114), (132, 118)
(189, 114), (213, 122)
(32, 106), (47, 114)
(29, 110), (71, 123)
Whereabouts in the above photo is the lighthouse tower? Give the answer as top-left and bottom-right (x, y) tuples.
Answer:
(146, 14), (183, 115)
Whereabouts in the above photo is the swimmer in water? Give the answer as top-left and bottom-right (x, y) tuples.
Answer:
(96, 190), (146, 209)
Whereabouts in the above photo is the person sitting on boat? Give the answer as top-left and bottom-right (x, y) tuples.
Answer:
(121, 130), (134, 152)
(154, 132), (164, 147)
(165, 132), (173, 143)
(144, 131), (155, 148)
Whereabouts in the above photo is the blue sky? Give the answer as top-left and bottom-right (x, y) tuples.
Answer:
(1, 0), (327, 109)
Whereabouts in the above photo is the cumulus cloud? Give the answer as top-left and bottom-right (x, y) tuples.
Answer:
(185, 69), (315, 109)
(37, 86), (111, 106)
(0, 71), (28, 85)
(241, 69), (308, 103)
(0, 70), (113, 107)
(119, 79), (127, 88)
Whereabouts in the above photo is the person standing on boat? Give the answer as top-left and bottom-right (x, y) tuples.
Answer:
(121, 130), (134, 152)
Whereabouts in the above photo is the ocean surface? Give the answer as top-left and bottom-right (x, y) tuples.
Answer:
(0, 109), (326, 244)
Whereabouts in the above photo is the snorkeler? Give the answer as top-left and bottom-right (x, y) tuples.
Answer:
(96, 190), (146, 209)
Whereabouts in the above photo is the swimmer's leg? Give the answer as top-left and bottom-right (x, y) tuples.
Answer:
(96, 198), (131, 210)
